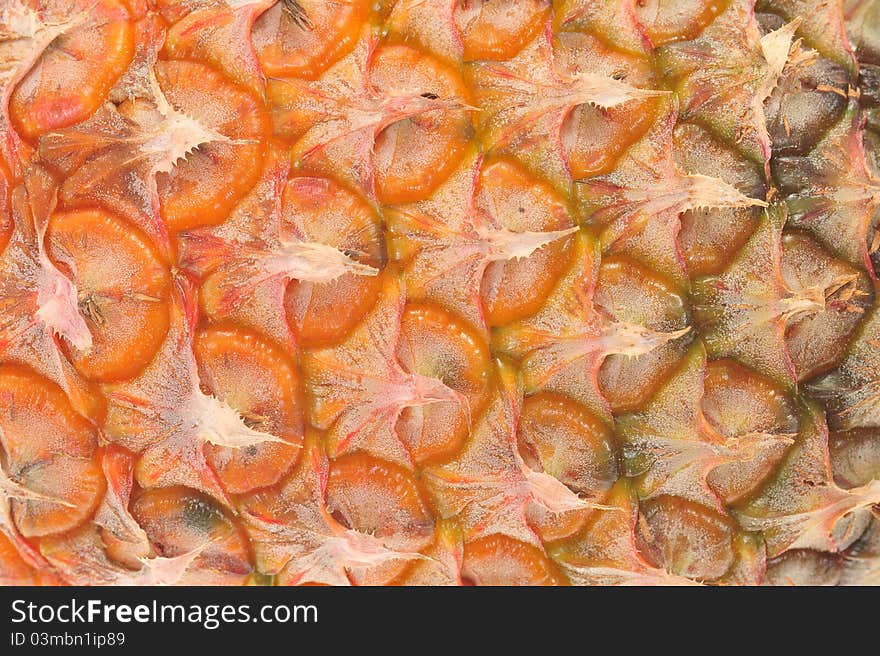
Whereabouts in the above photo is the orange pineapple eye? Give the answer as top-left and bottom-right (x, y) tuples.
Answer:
(529, 507), (592, 544)
(555, 33), (661, 179)
(454, 0), (549, 62)
(519, 392), (617, 496)
(154, 60), (270, 233)
(518, 392), (617, 542)
(9, 0), (134, 142)
(131, 486), (252, 584)
(279, 176), (386, 348)
(461, 534), (568, 585)
(477, 158), (576, 326)
(193, 326), (304, 495)
(701, 359), (796, 504)
(594, 256), (690, 413)
(253, 0), (371, 80)
(45, 209), (171, 383)
(325, 453), (435, 551)
(564, 99), (662, 178)
(0, 365), (104, 538)
(370, 44), (473, 204)
(702, 359), (798, 439)
(131, 486), (234, 550)
(635, 0), (726, 46)
(396, 303), (493, 464)
(636, 496), (736, 582)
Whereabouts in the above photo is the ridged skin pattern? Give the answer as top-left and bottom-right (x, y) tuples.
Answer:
(0, 0), (879, 586)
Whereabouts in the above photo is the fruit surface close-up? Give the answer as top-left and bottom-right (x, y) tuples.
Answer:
(0, 0), (879, 587)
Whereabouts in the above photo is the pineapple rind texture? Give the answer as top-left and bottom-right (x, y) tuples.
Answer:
(0, 0), (878, 586)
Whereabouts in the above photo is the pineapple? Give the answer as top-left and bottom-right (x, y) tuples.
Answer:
(0, 0), (878, 586)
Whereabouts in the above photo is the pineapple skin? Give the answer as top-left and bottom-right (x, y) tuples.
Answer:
(0, 0), (878, 586)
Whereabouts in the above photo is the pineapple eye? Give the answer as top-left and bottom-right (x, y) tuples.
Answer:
(8, 0), (134, 141)
(192, 326), (303, 495)
(395, 303), (492, 464)
(45, 208), (172, 382)
(0, 366), (102, 540)
(453, 0), (551, 61)
(461, 535), (567, 586)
